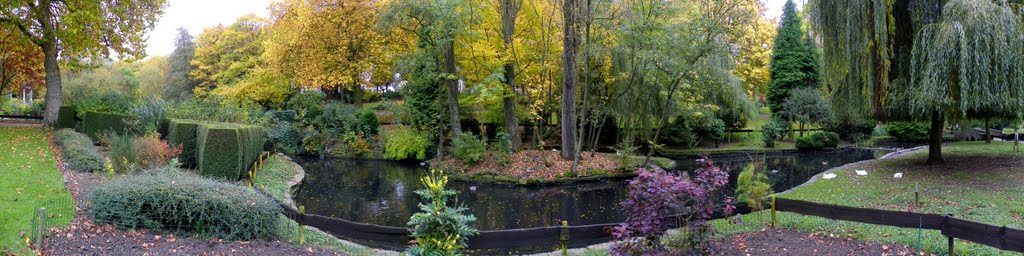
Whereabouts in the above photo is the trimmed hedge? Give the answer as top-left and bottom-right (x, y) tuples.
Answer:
(82, 111), (132, 139)
(886, 122), (929, 142)
(167, 119), (200, 167)
(56, 106), (76, 129)
(795, 132), (841, 150)
(89, 168), (280, 240)
(54, 129), (104, 172)
(196, 122), (264, 180)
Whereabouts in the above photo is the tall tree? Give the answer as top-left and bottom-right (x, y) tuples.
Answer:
(0, 0), (166, 123)
(0, 27), (43, 96)
(500, 0), (524, 150)
(766, 0), (818, 114)
(190, 15), (266, 98)
(732, 2), (776, 99)
(164, 28), (197, 101)
(560, 0), (580, 160)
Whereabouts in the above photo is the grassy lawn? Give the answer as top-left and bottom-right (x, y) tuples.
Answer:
(0, 127), (75, 254)
(254, 155), (379, 255)
(707, 141), (1024, 255)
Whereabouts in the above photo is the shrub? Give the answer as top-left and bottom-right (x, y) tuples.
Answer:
(660, 116), (698, 147)
(167, 119), (200, 167)
(70, 90), (135, 118)
(88, 169), (280, 240)
(761, 117), (789, 147)
(795, 132), (840, 150)
(287, 91), (326, 127)
(406, 170), (477, 255)
(452, 132), (487, 164)
(54, 129), (104, 172)
(56, 106), (76, 129)
(355, 109), (381, 136)
(493, 132), (513, 153)
(196, 123), (265, 180)
(134, 133), (183, 170)
(108, 133), (139, 173)
(266, 121), (302, 155)
(611, 157), (733, 255)
(129, 97), (169, 135)
(339, 132), (371, 157)
(735, 164), (771, 210)
(706, 118), (726, 147)
(886, 122), (929, 142)
(825, 117), (876, 142)
(82, 111), (132, 139)
(383, 125), (430, 160)
(166, 99), (265, 125)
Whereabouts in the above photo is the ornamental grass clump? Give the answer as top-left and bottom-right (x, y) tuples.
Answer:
(611, 156), (734, 255)
(407, 170), (478, 255)
(88, 168), (280, 240)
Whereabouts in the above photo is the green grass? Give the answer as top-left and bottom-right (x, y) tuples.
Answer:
(0, 127), (75, 254)
(706, 141), (1024, 255)
(254, 155), (378, 255)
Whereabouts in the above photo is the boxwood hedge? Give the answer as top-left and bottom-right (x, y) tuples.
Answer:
(88, 168), (280, 240)
(167, 119), (200, 167)
(56, 106), (76, 129)
(196, 122), (264, 180)
(82, 111), (132, 139)
(54, 129), (104, 172)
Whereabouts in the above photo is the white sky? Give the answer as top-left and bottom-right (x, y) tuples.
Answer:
(143, 0), (802, 58)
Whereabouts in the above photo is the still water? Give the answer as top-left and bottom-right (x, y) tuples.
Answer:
(292, 148), (888, 231)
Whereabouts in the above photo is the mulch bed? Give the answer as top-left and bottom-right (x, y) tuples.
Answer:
(430, 150), (629, 181)
(711, 228), (928, 256)
(42, 133), (347, 255)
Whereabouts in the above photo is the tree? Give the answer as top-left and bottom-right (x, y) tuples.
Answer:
(887, 0), (1024, 163)
(500, 0), (524, 151)
(190, 15), (266, 99)
(265, 0), (390, 105)
(0, 0), (167, 123)
(766, 0), (818, 114)
(781, 88), (830, 137)
(732, 3), (776, 99)
(164, 28), (197, 101)
(811, 0), (1024, 164)
(0, 27), (43, 96)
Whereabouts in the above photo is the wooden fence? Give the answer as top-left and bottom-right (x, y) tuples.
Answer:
(772, 197), (1024, 254)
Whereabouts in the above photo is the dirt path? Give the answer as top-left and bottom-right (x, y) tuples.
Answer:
(712, 228), (927, 256)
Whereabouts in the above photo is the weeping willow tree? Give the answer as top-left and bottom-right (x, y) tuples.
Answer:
(888, 0), (1024, 163)
(812, 0), (1024, 164)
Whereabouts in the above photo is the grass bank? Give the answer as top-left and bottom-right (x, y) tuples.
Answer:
(704, 142), (1024, 255)
(0, 127), (75, 254)
(254, 154), (381, 256)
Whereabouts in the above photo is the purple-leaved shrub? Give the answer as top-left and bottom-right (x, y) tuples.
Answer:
(611, 156), (734, 255)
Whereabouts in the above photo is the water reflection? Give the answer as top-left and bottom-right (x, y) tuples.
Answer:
(292, 148), (888, 231)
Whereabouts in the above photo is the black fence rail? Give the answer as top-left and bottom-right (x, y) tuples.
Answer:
(0, 114), (43, 120)
(773, 197), (1024, 253)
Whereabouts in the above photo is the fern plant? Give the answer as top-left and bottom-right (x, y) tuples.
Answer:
(407, 170), (478, 256)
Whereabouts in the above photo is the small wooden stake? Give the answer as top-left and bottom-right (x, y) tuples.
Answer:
(915, 182), (920, 205)
(948, 236), (954, 256)
(299, 206), (305, 246)
(770, 194), (777, 228)
(559, 220), (569, 255)
(36, 208), (46, 250)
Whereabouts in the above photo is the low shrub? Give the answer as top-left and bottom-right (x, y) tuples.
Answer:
(129, 97), (169, 135)
(108, 133), (182, 173)
(735, 164), (771, 210)
(795, 132), (840, 150)
(88, 169), (280, 240)
(54, 129), (104, 172)
(266, 121), (302, 155)
(406, 170), (477, 255)
(355, 109), (381, 136)
(886, 122), (929, 142)
(706, 118), (726, 147)
(82, 111), (132, 139)
(383, 125), (430, 160)
(825, 117), (876, 143)
(761, 117), (789, 148)
(452, 132), (487, 164)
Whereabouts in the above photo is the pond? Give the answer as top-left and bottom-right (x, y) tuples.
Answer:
(293, 148), (889, 233)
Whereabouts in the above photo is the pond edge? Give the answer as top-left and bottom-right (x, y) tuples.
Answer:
(774, 146), (926, 197)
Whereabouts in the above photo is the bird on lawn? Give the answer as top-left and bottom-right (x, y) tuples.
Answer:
(822, 173), (837, 179)
(855, 170), (868, 176)
(894, 172), (903, 179)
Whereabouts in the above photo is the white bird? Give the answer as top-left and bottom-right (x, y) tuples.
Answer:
(855, 170), (868, 176)
(469, 186), (477, 192)
(822, 173), (837, 179)
(894, 172), (903, 179)
(770, 169), (779, 174)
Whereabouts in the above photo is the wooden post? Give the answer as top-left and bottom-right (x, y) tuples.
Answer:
(36, 208), (46, 250)
(947, 236), (954, 256)
(914, 182), (920, 205)
(559, 221), (569, 255)
(770, 194), (776, 228)
(299, 206), (305, 246)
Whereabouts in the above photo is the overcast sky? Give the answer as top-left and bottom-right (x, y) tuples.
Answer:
(143, 0), (802, 58)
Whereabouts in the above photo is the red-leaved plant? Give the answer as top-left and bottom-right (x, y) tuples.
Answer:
(611, 156), (734, 255)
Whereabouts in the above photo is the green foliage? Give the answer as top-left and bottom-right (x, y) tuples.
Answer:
(107, 133), (183, 173)
(266, 121), (303, 155)
(767, 0), (820, 114)
(886, 122), (930, 142)
(56, 106), (76, 129)
(761, 117), (790, 148)
(196, 123), (265, 180)
(82, 112), (133, 139)
(166, 99), (268, 125)
(107, 133), (139, 173)
(356, 110), (381, 136)
(164, 28), (198, 102)
(825, 117), (876, 143)
(781, 88), (831, 128)
(54, 129), (104, 172)
(795, 132), (840, 150)
(452, 133), (487, 164)
(735, 164), (772, 210)
(286, 91), (326, 127)
(406, 170), (478, 255)
(493, 132), (513, 153)
(70, 91), (136, 119)
(167, 119), (200, 167)
(383, 125), (430, 160)
(129, 97), (169, 135)
(89, 169), (280, 240)
(707, 118), (727, 146)
(660, 116), (699, 147)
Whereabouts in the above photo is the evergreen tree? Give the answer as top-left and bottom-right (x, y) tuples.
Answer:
(164, 28), (197, 101)
(766, 0), (819, 114)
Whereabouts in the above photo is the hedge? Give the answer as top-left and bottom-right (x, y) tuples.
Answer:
(56, 106), (76, 129)
(795, 132), (841, 150)
(54, 129), (104, 172)
(196, 122), (264, 180)
(167, 119), (200, 167)
(82, 111), (132, 139)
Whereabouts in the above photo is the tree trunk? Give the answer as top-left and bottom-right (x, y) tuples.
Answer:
(501, 0), (523, 151)
(799, 121), (805, 138)
(41, 36), (62, 124)
(985, 118), (991, 143)
(927, 110), (944, 165)
(560, 0), (579, 160)
(443, 40), (462, 135)
(353, 81), (364, 107)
